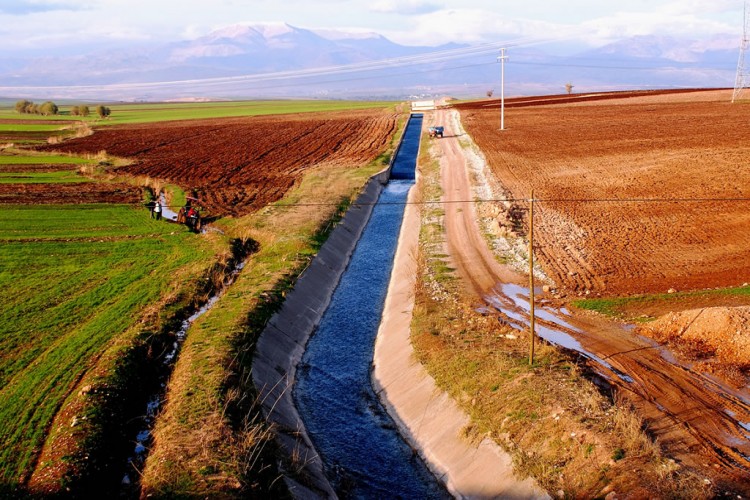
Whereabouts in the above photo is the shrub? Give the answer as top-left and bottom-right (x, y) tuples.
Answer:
(96, 105), (111, 119)
(15, 100), (33, 114)
(39, 101), (59, 116)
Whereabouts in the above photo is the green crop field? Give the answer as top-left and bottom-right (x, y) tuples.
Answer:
(103, 100), (396, 124)
(0, 154), (92, 165)
(0, 124), (65, 132)
(0, 204), (216, 487)
(0, 99), (401, 495)
(0, 171), (89, 183)
(0, 100), (396, 126)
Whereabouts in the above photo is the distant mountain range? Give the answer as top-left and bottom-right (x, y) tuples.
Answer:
(0, 23), (740, 100)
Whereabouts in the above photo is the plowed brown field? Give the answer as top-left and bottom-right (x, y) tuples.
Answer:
(455, 89), (750, 296)
(433, 99), (750, 493)
(37, 110), (398, 215)
(0, 183), (141, 204)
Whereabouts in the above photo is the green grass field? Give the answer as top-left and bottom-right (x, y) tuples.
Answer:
(0, 124), (65, 132)
(0, 154), (92, 165)
(103, 100), (396, 124)
(573, 285), (750, 321)
(0, 99), (396, 126)
(0, 171), (89, 184)
(0, 205), (215, 487)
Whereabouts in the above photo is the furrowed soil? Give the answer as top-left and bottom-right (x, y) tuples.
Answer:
(36, 109), (398, 216)
(0, 183), (141, 204)
(455, 89), (750, 297)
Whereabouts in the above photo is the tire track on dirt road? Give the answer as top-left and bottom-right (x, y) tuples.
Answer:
(432, 107), (750, 493)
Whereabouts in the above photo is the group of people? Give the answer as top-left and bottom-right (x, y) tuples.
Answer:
(146, 198), (162, 220)
(147, 194), (199, 225)
(184, 201), (197, 219)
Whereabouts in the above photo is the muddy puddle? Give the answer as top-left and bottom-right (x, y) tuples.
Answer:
(485, 282), (750, 489)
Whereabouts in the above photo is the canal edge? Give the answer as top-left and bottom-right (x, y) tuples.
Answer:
(250, 115), (415, 498)
(370, 133), (551, 499)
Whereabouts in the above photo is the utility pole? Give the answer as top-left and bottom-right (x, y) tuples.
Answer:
(498, 48), (508, 130)
(733, 0), (749, 103)
(528, 190), (536, 366)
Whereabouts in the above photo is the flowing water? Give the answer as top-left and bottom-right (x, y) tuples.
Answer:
(295, 115), (449, 498)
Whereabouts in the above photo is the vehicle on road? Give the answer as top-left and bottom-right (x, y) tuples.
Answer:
(428, 126), (444, 138)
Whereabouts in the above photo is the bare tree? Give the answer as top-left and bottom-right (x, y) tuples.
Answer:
(486, 89), (494, 98)
(565, 82), (574, 95)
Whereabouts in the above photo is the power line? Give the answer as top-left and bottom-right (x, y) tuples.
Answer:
(0, 37), (548, 95)
(264, 196), (750, 208)
(511, 60), (734, 72)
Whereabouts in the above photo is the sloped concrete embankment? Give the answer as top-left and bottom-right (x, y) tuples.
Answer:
(251, 168), (393, 497)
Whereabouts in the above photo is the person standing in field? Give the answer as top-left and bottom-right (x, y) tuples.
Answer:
(154, 200), (162, 221)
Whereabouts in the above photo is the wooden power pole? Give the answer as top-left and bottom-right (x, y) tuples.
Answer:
(529, 190), (536, 365)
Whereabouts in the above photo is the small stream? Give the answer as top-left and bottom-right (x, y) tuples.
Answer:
(120, 288), (232, 489)
(119, 206), (246, 492)
(295, 115), (449, 498)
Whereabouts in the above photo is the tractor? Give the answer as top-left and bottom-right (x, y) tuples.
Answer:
(428, 126), (444, 138)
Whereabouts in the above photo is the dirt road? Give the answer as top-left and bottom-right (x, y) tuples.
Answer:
(430, 107), (750, 493)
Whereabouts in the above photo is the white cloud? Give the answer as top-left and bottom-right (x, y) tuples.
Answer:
(370, 0), (444, 16)
(380, 2), (741, 48)
(577, 8), (739, 46)
(381, 8), (581, 46)
(0, 0), (743, 54)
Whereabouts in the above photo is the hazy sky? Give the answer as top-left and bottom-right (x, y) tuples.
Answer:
(0, 0), (744, 53)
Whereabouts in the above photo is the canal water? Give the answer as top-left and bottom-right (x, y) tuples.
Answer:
(295, 114), (449, 498)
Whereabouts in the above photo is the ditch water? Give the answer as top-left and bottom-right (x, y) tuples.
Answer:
(295, 114), (449, 498)
(119, 257), (247, 493)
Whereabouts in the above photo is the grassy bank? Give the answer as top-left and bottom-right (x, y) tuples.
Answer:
(574, 285), (750, 322)
(409, 142), (709, 497)
(138, 124), (403, 497)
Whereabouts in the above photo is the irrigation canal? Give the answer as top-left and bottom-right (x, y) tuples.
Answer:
(295, 114), (449, 497)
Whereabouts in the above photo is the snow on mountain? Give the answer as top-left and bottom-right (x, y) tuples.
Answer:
(582, 34), (738, 65)
(313, 28), (383, 41)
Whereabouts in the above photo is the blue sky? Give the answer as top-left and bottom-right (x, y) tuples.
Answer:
(0, 0), (743, 53)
